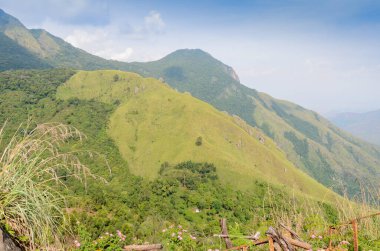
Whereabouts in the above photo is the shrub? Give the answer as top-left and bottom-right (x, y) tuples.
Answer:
(113, 74), (120, 82)
(195, 136), (202, 146)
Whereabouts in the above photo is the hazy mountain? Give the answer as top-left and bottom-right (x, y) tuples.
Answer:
(130, 49), (380, 196)
(0, 8), (129, 70)
(1, 8), (380, 196)
(0, 10), (50, 70)
(330, 110), (380, 146)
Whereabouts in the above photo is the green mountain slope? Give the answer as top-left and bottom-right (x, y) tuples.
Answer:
(127, 49), (380, 196)
(2, 69), (358, 250)
(57, 70), (337, 201)
(330, 110), (380, 146)
(0, 32), (50, 70)
(1, 8), (379, 196)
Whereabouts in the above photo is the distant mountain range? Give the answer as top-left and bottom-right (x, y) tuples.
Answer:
(330, 110), (380, 146)
(1, 8), (380, 196)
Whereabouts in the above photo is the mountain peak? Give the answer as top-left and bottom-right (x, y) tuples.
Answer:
(159, 48), (240, 82)
(165, 48), (215, 61)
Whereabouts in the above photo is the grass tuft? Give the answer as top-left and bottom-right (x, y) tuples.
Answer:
(0, 122), (97, 249)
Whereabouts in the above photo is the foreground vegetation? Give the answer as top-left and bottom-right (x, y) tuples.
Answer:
(0, 69), (379, 250)
(0, 122), (97, 249)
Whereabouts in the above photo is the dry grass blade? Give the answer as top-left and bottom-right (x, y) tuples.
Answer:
(0, 122), (100, 250)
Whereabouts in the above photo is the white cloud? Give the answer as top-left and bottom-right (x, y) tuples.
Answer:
(50, 10), (167, 62)
(65, 28), (108, 48)
(110, 48), (134, 61)
(144, 11), (165, 33)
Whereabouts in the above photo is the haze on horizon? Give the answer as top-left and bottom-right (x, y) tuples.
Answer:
(1, 0), (380, 115)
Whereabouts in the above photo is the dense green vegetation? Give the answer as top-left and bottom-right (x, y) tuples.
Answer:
(0, 69), (379, 250)
(1, 8), (380, 249)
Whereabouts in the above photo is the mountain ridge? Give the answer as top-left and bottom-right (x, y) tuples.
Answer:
(1, 8), (380, 196)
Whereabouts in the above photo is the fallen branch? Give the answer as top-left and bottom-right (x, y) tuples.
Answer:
(266, 227), (294, 251)
(124, 244), (163, 251)
(284, 237), (312, 250)
(220, 218), (233, 249)
(280, 223), (302, 241)
(213, 232), (260, 241)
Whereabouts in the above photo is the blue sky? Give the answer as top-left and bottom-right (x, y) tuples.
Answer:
(1, 0), (380, 114)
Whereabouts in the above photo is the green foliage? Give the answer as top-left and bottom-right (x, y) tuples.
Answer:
(161, 161), (217, 189)
(195, 136), (202, 146)
(76, 225), (128, 251)
(113, 74), (120, 82)
(161, 225), (197, 251)
(0, 69), (379, 250)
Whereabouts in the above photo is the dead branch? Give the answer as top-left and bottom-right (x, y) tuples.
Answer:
(279, 223), (301, 241)
(124, 244), (163, 251)
(220, 218), (233, 249)
(266, 227), (294, 251)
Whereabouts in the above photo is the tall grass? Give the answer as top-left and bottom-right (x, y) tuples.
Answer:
(0, 122), (96, 249)
(262, 184), (380, 249)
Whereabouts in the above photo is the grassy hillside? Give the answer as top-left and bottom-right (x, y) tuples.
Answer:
(3, 69), (367, 250)
(330, 110), (380, 146)
(128, 49), (380, 196)
(57, 70), (337, 201)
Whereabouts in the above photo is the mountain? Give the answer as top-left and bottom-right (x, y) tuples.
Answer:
(57, 70), (337, 201)
(0, 32), (50, 70)
(129, 50), (380, 196)
(1, 69), (356, 250)
(0, 8), (128, 71)
(330, 110), (380, 146)
(0, 10), (50, 70)
(1, 8), (380, 196)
